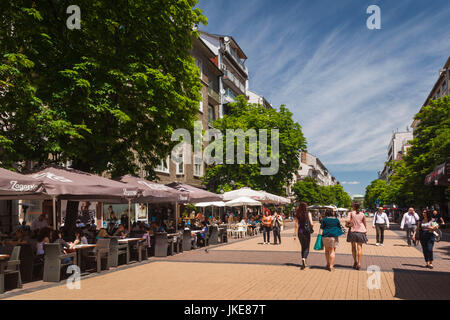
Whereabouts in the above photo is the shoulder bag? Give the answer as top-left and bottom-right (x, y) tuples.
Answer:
(313, 231), (323, 250)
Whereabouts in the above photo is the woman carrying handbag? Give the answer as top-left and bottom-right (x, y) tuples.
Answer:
(294, 202), (314, 269)
(320, 209), (345, 271)
(346, 202), (368, 270)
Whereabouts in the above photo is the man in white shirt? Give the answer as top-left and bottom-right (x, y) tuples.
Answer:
(400, 208), (420, 246)
(31, 214), (49, 231)
(372, 207), (390, 246)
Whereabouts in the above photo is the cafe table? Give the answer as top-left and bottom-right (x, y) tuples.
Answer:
(0, 254), (10, 294)
(118, 238), (145, 262)
(72, 244), (96, 270)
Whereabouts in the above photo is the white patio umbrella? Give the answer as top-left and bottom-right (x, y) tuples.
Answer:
(225, 197), (262, 207)
(195, 201), (226, 207)
(223, 188), (265, 202)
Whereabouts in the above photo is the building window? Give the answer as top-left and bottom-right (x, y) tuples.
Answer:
(155, 157), (170, 174)
(208, 104), (215, 124)
(194, 154), (203, 177)
(199, 90), (203, 113)
(195, 58), (203, 79)
(175, 148), (184, 175)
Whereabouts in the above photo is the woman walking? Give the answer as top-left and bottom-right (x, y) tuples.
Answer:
(293, 202), (314, 269)
(320, 208), (345, 271)
(346, 202), (368, 270)
(413, 210), (439, 269)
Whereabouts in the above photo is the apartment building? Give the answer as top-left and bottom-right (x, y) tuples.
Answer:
(199, 31), (249, 117)
(150, 37), (222, 188)
(248, 90), (273, 109)
(285, 152), (338, 199)
(411, 56), (450, 130)
(378, 130), (413, 180)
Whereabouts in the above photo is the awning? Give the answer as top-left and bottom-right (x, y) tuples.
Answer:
(166, 182), (222, 203)
(425, 158), (450, 186)
(0, 168), (45, 197)
(119, 175), (189, 203)
(18, 167), (141, 202)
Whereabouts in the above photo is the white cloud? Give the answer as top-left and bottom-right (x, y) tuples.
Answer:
(215, 2), (450, 173)
(341, 181), (360, 185)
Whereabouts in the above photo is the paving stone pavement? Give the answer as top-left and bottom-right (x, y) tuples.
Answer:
(2, 219), (450, 300)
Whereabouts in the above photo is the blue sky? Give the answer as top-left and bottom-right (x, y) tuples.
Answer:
(196, 0), (450, 196)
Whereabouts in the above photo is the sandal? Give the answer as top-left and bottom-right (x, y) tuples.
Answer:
(353, 262), (358, 269)
(356, 265), (361, 270)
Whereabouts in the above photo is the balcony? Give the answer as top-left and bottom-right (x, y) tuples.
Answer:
(223, 46), (248, 75)
(208, 87), (220, 104)
(222, 70), (246, 95)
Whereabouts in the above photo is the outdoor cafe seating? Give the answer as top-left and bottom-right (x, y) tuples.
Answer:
(43, 243), (77, 282)
(108, 237), (129, 268)
(0, 246), (22, 293)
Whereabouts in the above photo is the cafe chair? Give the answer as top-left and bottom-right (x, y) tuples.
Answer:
(43, 244), (77, 282)
(209, 226), (219, 245)
(174, 235), (183, 254)
(182, 230), (192, 251)
(154, 233), (170, 257)
(1, 246), (22, 292)
(108, 238), (129, 268)
(87, 239), (110, 273)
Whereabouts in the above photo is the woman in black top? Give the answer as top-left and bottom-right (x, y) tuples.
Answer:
(293, 202), (314, 269)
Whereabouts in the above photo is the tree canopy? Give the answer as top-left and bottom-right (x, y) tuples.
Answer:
(0, 0), (206, 178)
(292, 177), (352, 208)
(366, 96), (450, 209)
(202, 96), (307, 195)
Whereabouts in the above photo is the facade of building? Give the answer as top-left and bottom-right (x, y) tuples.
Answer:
(286, 152), (338, 199)
(199, 31), (249, 117)
(411, 56), (450, 130)
(351, 194), (365, 208)
(248, 90), (272, 109)
(150, 37), (223, 188)
(379, 131), (413, 180)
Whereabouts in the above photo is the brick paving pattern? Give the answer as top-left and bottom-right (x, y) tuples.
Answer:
(2, 219), (450, 300)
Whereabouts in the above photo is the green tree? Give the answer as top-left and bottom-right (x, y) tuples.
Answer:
(382, 96), (449, 209)
(292, 177), (320, 204)
(293, 178), (352, 207)
(202, 96), (307, 195)
(364, 179), (388, 210)
(0, 0), (206, 177)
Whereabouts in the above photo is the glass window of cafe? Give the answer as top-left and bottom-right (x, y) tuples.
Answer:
(102, 204), (136, 228)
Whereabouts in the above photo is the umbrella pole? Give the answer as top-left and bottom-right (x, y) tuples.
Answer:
(128, 199), (131, 232)
(52, 196), (57, 230)
(175, 201), (179, 232)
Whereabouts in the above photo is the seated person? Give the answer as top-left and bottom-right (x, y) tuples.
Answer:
(36, 234), (50, 257)
(2, 229), (29, 246)
(52, 230), (73, 263)
(113, 224), (128, 238)
(96, 228), (110, 240)
(71, 229), (88, 247)
(107, 222), (117, 236)
(31, 214), (49, 231)
(197, 221), (209, 246)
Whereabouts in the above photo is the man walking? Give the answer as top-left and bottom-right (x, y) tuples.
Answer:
(273, 211), (283, 245)
(372, 207), (389, 246)
(400, 208), (420, 247)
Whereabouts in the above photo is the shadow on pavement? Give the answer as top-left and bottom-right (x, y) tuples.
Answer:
(392, 268), (450, 299)
(401, 263), (427, 269)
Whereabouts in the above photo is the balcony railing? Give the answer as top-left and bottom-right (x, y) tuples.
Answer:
(208, 87), (220, 103)
(223, 70), (246, 94)
(224, 46), (248, 74)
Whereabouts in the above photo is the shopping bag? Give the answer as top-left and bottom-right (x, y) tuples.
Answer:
(314, 234), (324, 251)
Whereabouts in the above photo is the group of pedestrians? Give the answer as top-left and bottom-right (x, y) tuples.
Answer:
(294, 201), (367, 271)
(400, 208), (444, 269)
(261, 211), (283, 245)
(292, 201), (444, 271)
